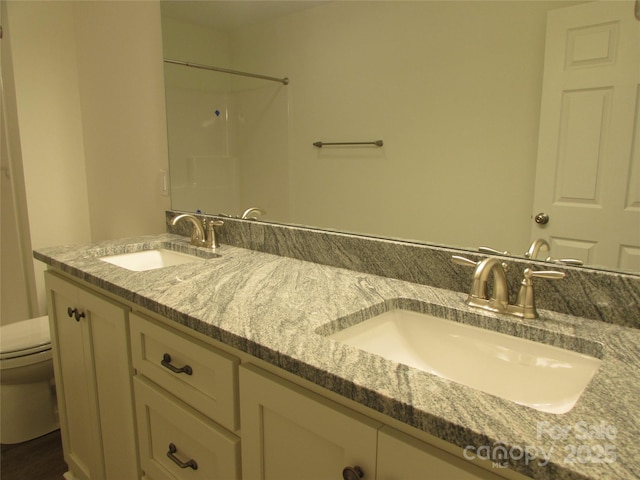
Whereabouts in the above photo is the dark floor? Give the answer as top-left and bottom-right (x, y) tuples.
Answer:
(1, 429), (67, 480)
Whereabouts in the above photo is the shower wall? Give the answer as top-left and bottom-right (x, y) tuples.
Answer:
(164, 74), (239, 214)
(231, 78), (290, 221)
(162, 15), (290, 220)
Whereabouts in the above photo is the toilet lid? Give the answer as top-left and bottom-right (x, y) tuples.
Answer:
(0, 316), (51, 359)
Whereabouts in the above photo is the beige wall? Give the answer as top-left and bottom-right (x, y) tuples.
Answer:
(227, 1), (565, 253)
(5, 1), (169, 315)
(73, 1), (170, 240)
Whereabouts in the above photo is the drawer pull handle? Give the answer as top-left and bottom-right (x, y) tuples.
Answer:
(161, 353), (193, 375)
(167, 443), (198, 470)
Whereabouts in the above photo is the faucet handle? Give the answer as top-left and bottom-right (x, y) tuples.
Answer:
(545, 256), (584, 266)
(451, 255), (478, 267)
(479, 246), (511, 256)
(524, 268), (565, 281)
(203, 219), (224, 249)
(512, 268), (565, 319)
(207, 219), (224, 227)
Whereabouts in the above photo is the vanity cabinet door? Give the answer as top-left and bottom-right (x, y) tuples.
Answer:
(240, 364), (381, 480)
(46, 272), (138, 480)
(134, 376), (241, 480)
(47, 273), (102, 480)
(377, 426), (505, 480)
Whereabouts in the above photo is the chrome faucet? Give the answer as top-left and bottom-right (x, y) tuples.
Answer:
(523, 238), (584, 266)
(170, 214), (223, 250)
(217, 207), (266, 220)
(524, 238), (550, 260)
(241, 207), (266, 220)
(452, 256), (509, 313)
(480, 240), (584, 267)
(452, 255), (565, 319)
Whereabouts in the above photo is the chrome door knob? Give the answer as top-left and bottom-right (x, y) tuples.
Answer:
(534, 212), (550, 225)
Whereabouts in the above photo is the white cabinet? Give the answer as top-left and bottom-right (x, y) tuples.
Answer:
(130, 313), (241, 480)
(45, 272), (138, 480)
(46, 269), (518, 480)
(240, 364), (381, 480)
(241, 364), (510, 480)
(377, 426), (505, 480)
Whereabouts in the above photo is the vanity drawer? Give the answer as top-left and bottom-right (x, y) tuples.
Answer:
(134, 376), (241, 480)
(130, 313), (239, 431)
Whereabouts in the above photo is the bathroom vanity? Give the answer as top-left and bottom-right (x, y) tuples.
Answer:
(35, 222), (640, 480)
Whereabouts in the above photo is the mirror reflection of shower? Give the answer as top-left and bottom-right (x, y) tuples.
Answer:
(163, 52), (290, 221)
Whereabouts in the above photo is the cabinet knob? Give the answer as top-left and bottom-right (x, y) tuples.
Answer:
(67, 307), (85, 322)
(167, 443), (198, 470)
(342, 466), (364, 480)
(161, 353), (193, 375)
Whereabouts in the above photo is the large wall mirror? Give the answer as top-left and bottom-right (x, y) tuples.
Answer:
(160, 0), (640, 274)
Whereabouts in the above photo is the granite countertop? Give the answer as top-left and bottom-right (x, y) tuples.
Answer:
(34, 233), (640, 480)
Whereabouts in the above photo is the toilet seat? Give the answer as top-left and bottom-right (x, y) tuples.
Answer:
(0, 316), (51, 361)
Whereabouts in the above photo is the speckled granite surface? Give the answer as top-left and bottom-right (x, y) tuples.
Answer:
(166, 212), (640, 329)
(35, 233), (640, 480)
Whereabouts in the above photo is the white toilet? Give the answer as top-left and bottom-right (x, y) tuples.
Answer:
(0, 315), (59, 444)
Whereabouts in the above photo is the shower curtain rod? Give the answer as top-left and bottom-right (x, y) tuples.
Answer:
(164, 58), (289, 85)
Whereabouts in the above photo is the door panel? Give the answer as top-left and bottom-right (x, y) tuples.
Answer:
(532, 0), (640, 271)
(377, 426), (504, 480)
(239, 364), (380, 480)
(134, 376), (241, 480)
(80, 289), (138, 480)
(46, 273), (103, 480)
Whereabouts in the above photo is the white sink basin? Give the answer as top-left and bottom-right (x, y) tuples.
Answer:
(329, 309), (601, 414)
(100, 249), (205, 271)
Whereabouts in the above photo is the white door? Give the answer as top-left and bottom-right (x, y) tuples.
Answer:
(532, 0), (640, 272)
